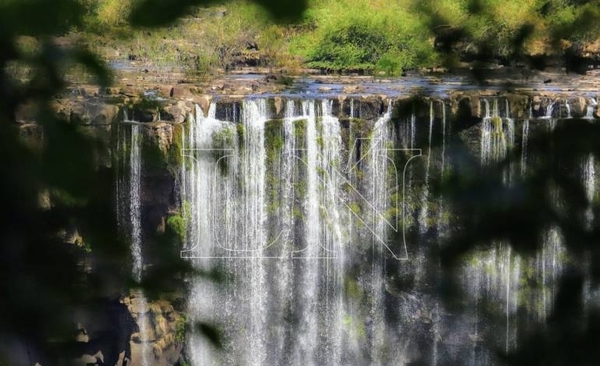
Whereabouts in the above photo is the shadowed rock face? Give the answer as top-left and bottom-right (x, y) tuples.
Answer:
(67, 300), (138, 366)
(0, 300), (137, 366)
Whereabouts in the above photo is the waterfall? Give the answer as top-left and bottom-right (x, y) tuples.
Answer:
(462, 243), (521, 357)
(545, 101), (555, 118)
(121, 122), (151, 366)
(130, 125), (143, 283)
(319, 100), (346, 365)
(293, 99), (320, 366)
(586, 97), (598, 119)
(537, 226), (566, 319)
(565, 99), (572, 118)
(410, 110), (416, 149)
(185, 102), (226, 366)
(433, 101), (447, 366)
(437, 101), (448, 235)
(172, 94), (597, 366)
(521, 120), (529, 175)
(184, 98), (355, 366)
(582, 154), (595, 229)
(418, 101), (434, 233)
(481, 98), (508, 165)
(365, 101), (394, 366)
(504, 117), (515, 184)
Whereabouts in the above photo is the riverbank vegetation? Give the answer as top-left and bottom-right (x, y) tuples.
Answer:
(69, 0), (600, 76)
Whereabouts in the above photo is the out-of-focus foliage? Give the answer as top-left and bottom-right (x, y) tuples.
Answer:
(415, 0), (600, 72)
(0, 0), (306, 363)
(3, 0), (600, 364)
(431, 118), (600, 366)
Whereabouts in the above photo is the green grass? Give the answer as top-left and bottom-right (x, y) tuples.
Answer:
(73, 0), (600, 76)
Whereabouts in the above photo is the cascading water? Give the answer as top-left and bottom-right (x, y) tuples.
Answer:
(173, 94), (598, 366)
(119, 121), (151, 366)
(365, 101), (395, 366)
(130, 124), (143, 284)
(436, 101), (448, 235)
(184, 102), (226, 366)
(418, 101), (434, 234)
(184, 98), (358, 366)
(521, 119), (529, 175)
(587, 97), (598, 119)
(545, 101), (556, 118)
(481, 98), (509, 165)
(582, 154), (595, 230)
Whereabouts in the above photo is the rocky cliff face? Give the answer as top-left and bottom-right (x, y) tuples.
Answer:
(124, 294), (185, 366)
(12, 82), (599, 366)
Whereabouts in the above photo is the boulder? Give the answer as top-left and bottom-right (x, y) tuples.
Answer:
(570, 96), (587, 118)
(163, 103), (187, 123)
(170, 85), (194, 99)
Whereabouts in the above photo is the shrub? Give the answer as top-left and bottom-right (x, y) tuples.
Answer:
(166, 214), (186, 243)
(307, 23), (392, 72)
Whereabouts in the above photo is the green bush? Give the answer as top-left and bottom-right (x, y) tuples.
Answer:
(166, 214), (186, 243)
(307, 23), (392, 72)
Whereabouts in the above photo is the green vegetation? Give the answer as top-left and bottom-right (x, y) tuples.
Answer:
(236, 124), (245, 146)
(175, 315), (187, 344)
(300, 0), (436, 74)
(293, 119), (307, 146)
(67, 0), (600, 76)
(170, 123), (185, 168)
(142, 136), (168, 170)
(264, 119), (284, 215)
(212, 125), (235, 172)
(50, 188), (89, 207)
(166, 214), (186, 243)
(491, 116), (503, 134)
(167, 199), (191, 246)
(213, 126), (235, 151)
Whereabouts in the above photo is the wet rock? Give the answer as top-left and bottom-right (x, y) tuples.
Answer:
(75, 86), (100, 97)
(70, 101), (119, 125)
(104, 87), (121, 95)
(342, 85), (362, 93)
(570, 96), (587, 117)
(273, 97), (284, 118)
(121, 85), (143, 97)
(93, 104), (119, 124)
(15, 102), (38, 124)
(171, 85), (194, 98)
(215, 99), (241, 122)
(192, 95), (212, 117)
(131, 332), (143, 343)
(129, 297), (151, 315)
(144, 122), (173, 154)
(163, 103), (187, 123)
(506, 94), (529, 118)
(358, 96), (384, 121)
(126, 296), (184, 366)
(531, 95), (542, 117)
(234, 86), (253, 94)
(19, 124), (43, 150)
(159, 85), (174, 98)
(153, 344), (163, 359)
